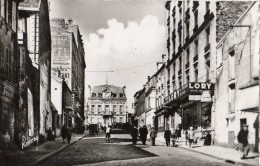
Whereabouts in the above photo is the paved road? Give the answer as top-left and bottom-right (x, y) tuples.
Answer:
(40, 134), (233, 166)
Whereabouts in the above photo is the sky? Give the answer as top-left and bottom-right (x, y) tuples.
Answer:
(50, 0), (167, 113)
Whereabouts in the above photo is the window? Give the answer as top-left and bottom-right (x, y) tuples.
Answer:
(119, 105), (123, 114)
(98, 93), (102, 97)
(194, 10), (198, 26)
(91, 105), (95, 114)
(120, 117), (123, 123)
(105, 105), (109, 113)
(113, 105), (116, 112)
(206, 1), (210, 12)
(186, 48), (190, 64)
(194, 69), (198, 82)
(98, 105), (101, 114)
(206, 27), (210, 45)
(7, 0), (12, 25)
(119, 93), (123, 97)
(179, 57), (182, 70)
(195, 40), (198, 55)
(186, 21), (189, 37)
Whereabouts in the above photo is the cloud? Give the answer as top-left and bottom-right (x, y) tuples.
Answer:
(85, 15), (166, 112)
(86, 15), (166, 71)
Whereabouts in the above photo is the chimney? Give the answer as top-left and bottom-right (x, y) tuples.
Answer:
(162, 54), (166, 62)
(147, 76), (150, 81)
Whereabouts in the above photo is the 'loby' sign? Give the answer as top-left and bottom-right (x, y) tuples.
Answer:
(188, 82), (213, 90)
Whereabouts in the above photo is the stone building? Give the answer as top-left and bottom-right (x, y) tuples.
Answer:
(18, 0), (52, 141)
(51, 71), (72, 137)
(87, 85), (127, 127)
(144, 75), (156, 129)
(215, 2), (259, 152)
(0, 0), (19, 146)
(133, 87), (146, 127)
(160, 0), (217, 141)
(50, 18), (86, 129)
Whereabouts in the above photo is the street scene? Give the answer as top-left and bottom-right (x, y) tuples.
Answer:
(0, 0), (259, 166)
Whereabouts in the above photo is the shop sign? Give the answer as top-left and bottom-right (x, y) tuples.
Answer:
(189, 95), (201, 101)
(201, 91), (212, 102)
(189, 82), (212, 90)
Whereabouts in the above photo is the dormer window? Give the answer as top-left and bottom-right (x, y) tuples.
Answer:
(92, 93), (96, 97)
(119, 93), (124, 97)
(98, 93), (102, 97)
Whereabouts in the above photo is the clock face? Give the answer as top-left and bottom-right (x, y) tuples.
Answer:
(103, 92), (111, 98)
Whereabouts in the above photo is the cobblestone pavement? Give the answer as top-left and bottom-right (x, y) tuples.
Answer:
(0, 133), (86, 166)
(41, 134), (233, 166)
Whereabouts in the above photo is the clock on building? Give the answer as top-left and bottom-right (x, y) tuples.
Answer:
(103, 92), (111, 98)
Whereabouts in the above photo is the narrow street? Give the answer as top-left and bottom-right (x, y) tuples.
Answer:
(40, 133), (232, 166)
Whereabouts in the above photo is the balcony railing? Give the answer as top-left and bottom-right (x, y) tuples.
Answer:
(172, 75), (175, 81)
(167, 80), (170, 85)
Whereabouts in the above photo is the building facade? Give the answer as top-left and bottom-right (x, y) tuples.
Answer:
(215, 2), (259, 152)
(133, 88), (146, 127)
(0, 0), (19, 145)
(88, 85), (127, 127)
(145, 75), (156, 129)
(18, 0), (52, 140)
(50, 18), (86, 129)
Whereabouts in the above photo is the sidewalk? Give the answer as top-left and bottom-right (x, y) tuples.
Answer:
(156, 139), (259, 166)
(0, 133), (87, 166)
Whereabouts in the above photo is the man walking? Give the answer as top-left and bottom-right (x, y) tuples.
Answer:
(61, 125), (67, 143)
(106, 125), (111, 142)
(188, 126), (194, 148)
(237, 124), (250, 159)
(150, 127), (157, 146)
(139, 125), (148, 145)
(67, 126), (72, 144)
(131, 126), (138, 145)
(164, 127), (171, 147)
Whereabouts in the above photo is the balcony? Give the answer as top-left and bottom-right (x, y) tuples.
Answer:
(204, 43), (211, 53)
(167, 80), (170, 85)
(178, 20), (182, 32)
(172, 7), (176, 17)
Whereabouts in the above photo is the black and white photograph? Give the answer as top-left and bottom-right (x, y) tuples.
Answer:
(0, 0), (259, 165)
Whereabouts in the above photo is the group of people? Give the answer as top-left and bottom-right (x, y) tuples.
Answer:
(131, 125), (157, 146)
(61, 125), (72, 144)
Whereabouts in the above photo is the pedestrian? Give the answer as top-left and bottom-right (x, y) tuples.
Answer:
(47, 127), (52, 141)
(61, 125), (67, 143)
(139, 125), (148, 145)
(185, 130), (188, 145)
(188, 126), (195, 148)
(204, 131), (211, 146)
(131, 126), (138, 145)
(237, 124), (250, 159)
(150, 127), (157, 146)
(106, 125), (111, 142)
(164, 127), (171, 147)
(67, 126), (72, 144)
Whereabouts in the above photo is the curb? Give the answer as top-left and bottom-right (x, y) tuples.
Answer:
(32, 134), (87, 165)
(155, 140), (255, 166)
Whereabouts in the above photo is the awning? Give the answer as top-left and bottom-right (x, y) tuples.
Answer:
(65, 106), (74, 111)
(241, 107), (258, 113)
